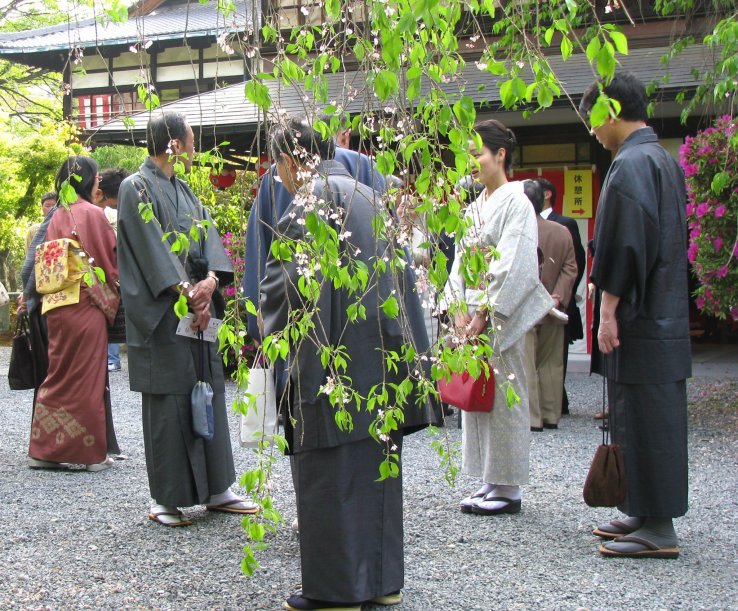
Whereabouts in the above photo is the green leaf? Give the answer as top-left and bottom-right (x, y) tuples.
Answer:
(174, 294), (188, 319)
(381, 296), (400, 318)
(596, 43), (616, 79)
(406, 65), (422, 100)
(244, 80), (272, 111)
(537, 85), (554, 108)
(374, 70), (399, 101)
(711, 171), (730, 194)
(499, 77), (526, 108)
(560, 36), (573, 61)
(381, 30), (402, 70)
(452, 96), (476, 128)
(544, 27), (554, 46)
(589, 94), (611, 128)
(325, 0), (340, 20)
(608, 30), (629, 56)
(586, 37), (601, 64)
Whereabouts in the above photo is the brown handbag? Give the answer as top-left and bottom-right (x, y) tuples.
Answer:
(583, 379), (626, 507)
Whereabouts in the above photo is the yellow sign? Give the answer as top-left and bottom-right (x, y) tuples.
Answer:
(563, 169), (593, 219)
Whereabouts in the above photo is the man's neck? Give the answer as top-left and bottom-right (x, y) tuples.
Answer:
(150, 154), (175, 178)
(615, 121), (648, 150)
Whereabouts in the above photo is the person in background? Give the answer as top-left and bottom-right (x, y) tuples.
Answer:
(522, 180), (577, 432)
(536, 177), (586, 417)
(17, 192), (59, 401)
(261, 115), (437, 611)
(117, 112), (258, 527)
(581, 71), (690, 558)
(442, 119), (552, 516)
(27, 157), (119, 471)
(95, 168), (130, 372)
(25, 192), (57, 250)
(242, 115), (385, 412)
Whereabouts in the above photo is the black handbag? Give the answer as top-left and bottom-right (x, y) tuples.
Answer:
(583, 378), (626, 507)
(8, 314), (36, 390)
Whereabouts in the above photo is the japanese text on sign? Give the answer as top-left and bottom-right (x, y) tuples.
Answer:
(563, 169), (593, 218)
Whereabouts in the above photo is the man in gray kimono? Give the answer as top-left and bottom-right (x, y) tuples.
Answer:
(581, 73), (690, 558)
(117, 112), (258, 526)
(260, 116), (438, 610)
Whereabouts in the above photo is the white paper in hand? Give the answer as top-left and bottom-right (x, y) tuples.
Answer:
(175, 312), (222, 342)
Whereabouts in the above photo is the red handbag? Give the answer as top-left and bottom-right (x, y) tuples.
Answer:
(438, 369), (495, 412)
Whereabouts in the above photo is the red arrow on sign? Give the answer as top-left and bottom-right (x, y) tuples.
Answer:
(571, 208), (585, 215)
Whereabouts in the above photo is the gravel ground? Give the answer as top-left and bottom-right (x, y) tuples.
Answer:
(0, 346), (736, 611)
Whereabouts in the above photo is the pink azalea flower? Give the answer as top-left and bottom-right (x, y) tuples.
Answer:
(713, 237), (724, 251)
(695, 296), (705, 309)
(714, 205), (726, 218)
(688, 242), (699, 263)
(716, 265), (729, 278)
(695, 203), (710, 218)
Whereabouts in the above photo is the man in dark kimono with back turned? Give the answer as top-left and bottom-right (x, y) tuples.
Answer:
(260, 116), (439, 611)
(581, 72), (690, 558)
(117, 112), (258, 526)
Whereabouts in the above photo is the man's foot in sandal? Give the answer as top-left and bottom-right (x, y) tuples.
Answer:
(148, 504), (192, 527)
(206, 499), (260, 514)
(599, 535), (680, 559)
(593, 516), (643, 539)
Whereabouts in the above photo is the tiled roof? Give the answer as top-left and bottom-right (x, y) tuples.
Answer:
(0, 0), (257, 54)
(88, 43), (710, 151)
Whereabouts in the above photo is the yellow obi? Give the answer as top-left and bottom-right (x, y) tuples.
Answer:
(35, 238), (86, 314)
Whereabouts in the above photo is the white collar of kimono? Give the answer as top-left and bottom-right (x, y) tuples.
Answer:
(478, 179), (524, 207)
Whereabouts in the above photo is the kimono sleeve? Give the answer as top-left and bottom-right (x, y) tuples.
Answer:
(243, 171), (280, 340)
(481, 198), (541, 318)
(201, 205), (234, 283)
(590, 177), (658, 310)
(118, 176), (189, 298)
(259, 202), (313, 338)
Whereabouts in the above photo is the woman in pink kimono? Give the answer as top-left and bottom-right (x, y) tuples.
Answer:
(28, 156), (119, 472)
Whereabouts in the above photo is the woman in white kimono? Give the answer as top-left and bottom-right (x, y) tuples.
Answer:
(443, 119), (552, 515)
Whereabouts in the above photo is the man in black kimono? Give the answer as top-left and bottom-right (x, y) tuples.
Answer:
(581, 72), (690, 558)
(118, 112), (258, 526)
(261, 116), (438, 610)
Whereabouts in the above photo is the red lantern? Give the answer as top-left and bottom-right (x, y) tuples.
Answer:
(209, 168), (237, 189)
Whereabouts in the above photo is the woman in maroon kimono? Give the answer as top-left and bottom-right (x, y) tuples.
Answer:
(28, 156), (119, 472)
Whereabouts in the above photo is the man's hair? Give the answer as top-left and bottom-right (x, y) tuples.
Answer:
(474, 119), (517, 173)
(270, 116), (336, 163)
(147, 112), (190, 156)
(537, 178), (556, 207)
(55, 156), (99, 205)
(579, 71), (648, 122)
(40, 191), (57, 204)
(523, 179), (544, 215)
(99, 168), (130, 199)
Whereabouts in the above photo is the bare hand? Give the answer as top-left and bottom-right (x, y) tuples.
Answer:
(467, 311), (488, 337)
(551, 294), (561, 309)
(597, 318), (620, 354)
(187, 277), (216, 331)
(16, 293), (27, 315)
(453, 311), (471, 334)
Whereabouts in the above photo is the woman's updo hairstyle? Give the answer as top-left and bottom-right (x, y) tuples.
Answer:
(54, 156), (99, 205)
(474, 119), (517, 174)
(269, 116), (336, 165)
